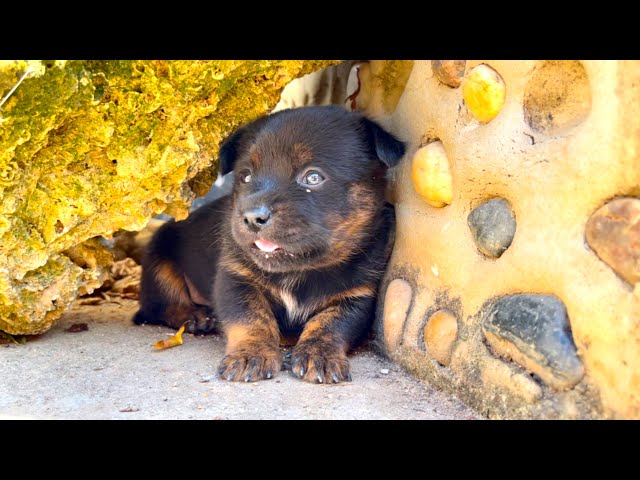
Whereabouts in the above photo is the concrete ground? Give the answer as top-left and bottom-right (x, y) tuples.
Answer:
(0, 300), (480, 420)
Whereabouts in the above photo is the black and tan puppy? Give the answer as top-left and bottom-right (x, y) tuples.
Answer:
(133, 106), (405, 383)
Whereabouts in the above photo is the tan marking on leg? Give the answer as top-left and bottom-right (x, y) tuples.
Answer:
(299, 306), (343, 343)
(292, 305), (352, 383)
(225, 324), (256, 352)
(219, 289), (282, 382)
(155, 262), (190, 305)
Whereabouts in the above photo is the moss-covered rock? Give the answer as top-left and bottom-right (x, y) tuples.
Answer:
(0, 60), (336, 334)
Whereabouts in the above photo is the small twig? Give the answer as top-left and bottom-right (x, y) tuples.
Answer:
(0, 331), (21, 345)
(0, 66), (33, 110)
(345, 65), (362, 112)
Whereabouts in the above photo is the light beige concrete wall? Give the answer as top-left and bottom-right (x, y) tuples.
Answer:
(277, 60), (640, 419)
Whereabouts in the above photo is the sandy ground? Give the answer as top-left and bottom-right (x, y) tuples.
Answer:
(0, 299), (480, 420)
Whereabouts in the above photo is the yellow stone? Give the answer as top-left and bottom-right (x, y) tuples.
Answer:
(462, 64), (506, 123)
(411, 141), (453, 207)
(383, 279), (413, 352)
(424, 309), (458, 366)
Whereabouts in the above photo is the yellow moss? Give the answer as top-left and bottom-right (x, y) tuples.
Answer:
(0, 60), (337, 334)
(377, 61), (414, 113)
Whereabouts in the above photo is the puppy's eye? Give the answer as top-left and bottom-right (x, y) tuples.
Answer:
(239, 169), (252, 184)
(302, 170), (325, 186)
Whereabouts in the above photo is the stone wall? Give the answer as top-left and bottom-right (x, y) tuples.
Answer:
(0, 60), (335, 335)
(6, 60), (637, 419)
(352, 60), (640, 419)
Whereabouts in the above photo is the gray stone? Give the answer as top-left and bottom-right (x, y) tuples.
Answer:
(482, 294), (584, 390)
(467, 198), (516, 258)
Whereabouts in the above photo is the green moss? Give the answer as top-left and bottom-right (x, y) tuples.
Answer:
(0, 60), (337, 334)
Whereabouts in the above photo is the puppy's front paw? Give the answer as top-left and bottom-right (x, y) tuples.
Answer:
(291, 344), (351, 384)
(218, 345), (281, 382)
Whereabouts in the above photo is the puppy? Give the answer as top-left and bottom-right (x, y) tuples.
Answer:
(133, 106), (405, 383)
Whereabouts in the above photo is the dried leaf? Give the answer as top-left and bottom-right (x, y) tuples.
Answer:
(111, 275), (141, 294)
(153, 324), (186, 350)
(111, 258), (141, 279)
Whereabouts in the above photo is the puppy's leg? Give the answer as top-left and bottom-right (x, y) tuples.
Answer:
(215, 271), (281, 382)
(134, 259), (216, 334)
(133, 222), (215, 334)
(291, 294), (376, 384)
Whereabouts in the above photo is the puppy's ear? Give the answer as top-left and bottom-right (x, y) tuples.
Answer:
(218, 127), (246, 176)
(362, 117), (406, 168)
(218, 114), (274, 175)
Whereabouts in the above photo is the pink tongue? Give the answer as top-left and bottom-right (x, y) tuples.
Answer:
(255, 239), (281, 252)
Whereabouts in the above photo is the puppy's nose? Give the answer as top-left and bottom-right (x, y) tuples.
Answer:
(243, 206), (271, 232)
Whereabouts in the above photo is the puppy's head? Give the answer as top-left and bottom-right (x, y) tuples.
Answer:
(218, 106), (405, 273)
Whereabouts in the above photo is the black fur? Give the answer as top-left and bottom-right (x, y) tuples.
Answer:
(134, 106), (405, 383)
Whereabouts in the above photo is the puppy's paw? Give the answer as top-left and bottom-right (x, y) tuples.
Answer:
(218, 345), (281, 382)
(291, 344), (351, 384)
(184, 307), (216, 335)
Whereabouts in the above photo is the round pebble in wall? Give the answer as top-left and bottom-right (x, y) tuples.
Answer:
(383, 279), (413, 352)
(462, 64), (506, 123)
(431, 60), (466, 88)
(424, 309), (458, 366)
(411, 141), (453, 208)
(467, 198), (517, 258)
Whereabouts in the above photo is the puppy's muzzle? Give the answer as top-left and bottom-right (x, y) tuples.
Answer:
(243, 205), (272, 232)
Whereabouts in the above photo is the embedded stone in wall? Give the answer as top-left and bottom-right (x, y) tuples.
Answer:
(523, 60), (591, 135)
(424, 309), (458, 366)
(462, 64), (506, 123)
(482, 294), (584, 390)
(411, 141), (453, 208)
(431, 61), (466, 88)
(467, 198), (516, 258)
(383, 279), (413, 352)
(585, 197), (640, 285)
